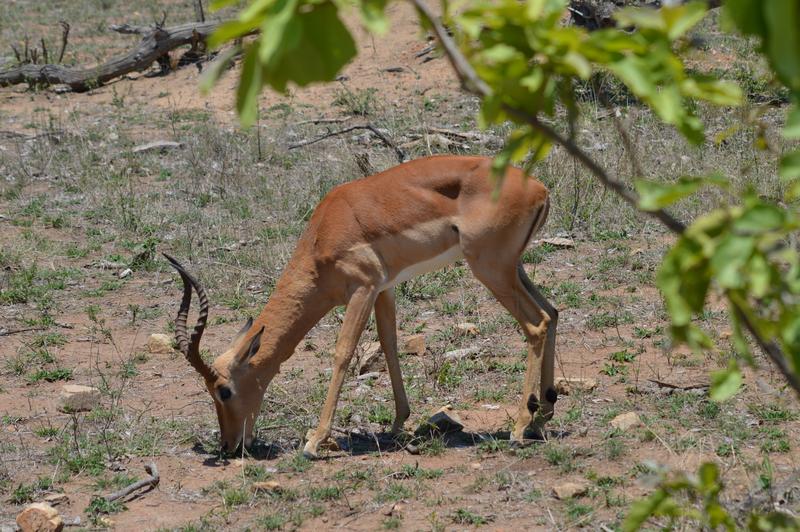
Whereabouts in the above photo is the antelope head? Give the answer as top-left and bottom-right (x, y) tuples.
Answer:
(163, 254), (267, 454)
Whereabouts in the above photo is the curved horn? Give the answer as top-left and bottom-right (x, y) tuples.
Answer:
(163, 253), (218, 382)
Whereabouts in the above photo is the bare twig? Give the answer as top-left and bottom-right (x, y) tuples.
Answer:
(647, 379), (708, 391)
(194, 0), (206, 23)
(104, 462), (159, 502)
(288, 124), (406, 163)
(409, 0), (800, 400)
(57, 22), (70, 64)
(296, 116), (353, 126)
(0, 327), (45, 337)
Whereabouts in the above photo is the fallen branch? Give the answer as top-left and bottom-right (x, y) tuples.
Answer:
(0, 20), (225, 91)
(289, 124), (407, 163)
(104, 463), (159, 502)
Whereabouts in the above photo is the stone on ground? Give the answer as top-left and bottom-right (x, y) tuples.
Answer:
(402, 334), (426, 355)
(456, 322), (479, 335)
(610, 411), (642, 431)
(555, 377), (597, 395)
(415, 405), (464, 436)
(16, 503), (63, 532)
(147, 333), (174, 354)
(252, 481), (282, 492)
(356, 341), (385, 375)
(444, 346), (482, 360)
(58, 385), (100, 413)
(552, 481), (588, 500)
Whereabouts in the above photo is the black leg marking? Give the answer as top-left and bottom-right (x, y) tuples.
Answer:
(545, 387), (558, 404)
(527, 393), (540, 414)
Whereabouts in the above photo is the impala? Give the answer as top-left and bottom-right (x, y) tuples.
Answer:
(164, 155), (557, 458)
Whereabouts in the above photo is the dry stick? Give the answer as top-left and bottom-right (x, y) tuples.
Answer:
(288, 124), (407, 163)
(410, 0), (800, 400)
(0, 327), (45, 336)
(105, 463), (159, 502)
(57, 22), (69, 64)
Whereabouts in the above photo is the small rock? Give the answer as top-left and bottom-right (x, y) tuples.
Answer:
(610, 411), (642, 431)
(58, 385), (100, 413)
(555, 377), (597, 395)
(356, 341), (385, 375)
(535, 237), (575, 248)
(147, 333), (174, 354)
(415, 405), (464, 436)
(552, 481), (588, 500)
(118, 268), (132, 279)
(402, 334), (426, 355)
(16, 503), (63, 532)
(444, 346), (481, 360)
(252, 481), (282, 492)
(42, 494), (68, 506)
(383, 503), (403, 516)
(131, 140), (183, 154)
(356, 371), (381, 381)
(456, 322), (479, 335)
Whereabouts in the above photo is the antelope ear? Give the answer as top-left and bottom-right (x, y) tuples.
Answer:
(236, 326), (264, 364)
(233, 316), (254, 343)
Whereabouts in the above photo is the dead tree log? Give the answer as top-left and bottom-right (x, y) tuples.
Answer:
(0, 20), (223, 92)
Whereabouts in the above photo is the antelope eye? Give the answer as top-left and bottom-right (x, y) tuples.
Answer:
(218, 386), (232, 401)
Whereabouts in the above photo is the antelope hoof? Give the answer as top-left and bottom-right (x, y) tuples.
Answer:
(302, 440), (320, 460)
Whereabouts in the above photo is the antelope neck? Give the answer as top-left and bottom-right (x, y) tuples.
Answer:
(246, 270), (331, 375)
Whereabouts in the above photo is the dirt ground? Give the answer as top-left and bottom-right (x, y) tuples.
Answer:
(1, 2), (799, 531)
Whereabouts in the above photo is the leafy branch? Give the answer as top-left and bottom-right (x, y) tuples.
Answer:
(410, 0), (799, 399)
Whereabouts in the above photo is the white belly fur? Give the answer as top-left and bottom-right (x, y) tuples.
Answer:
(381, 245), (464, 290)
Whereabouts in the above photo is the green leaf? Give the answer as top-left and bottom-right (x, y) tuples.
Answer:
(681, 77), (742, 106)
(258, 0), (300, 65)
(657, 236), (711, 326)
(208, 18), (262, 49)
(733, 203), (785, 233)
(762, 2), (800, 94)
(710, 362), (742, 401)
(711, 234), (754, 289)
(260, 1), (357, 93)
(236, 45), (264, 128)
(614, 7), (665, 32)
(784, 104), (800, 139)
(663, 1), (707, 41)
(780, 149), (800, 180)
(697, 462), (720, 492)
(622, 489), (671, 532)
(723, 0), (767, 36)
(360, 0), (389, 34)
(199, 45), (240, 94)
(635, 175), (726, 211)
(748, 252), (775, 298)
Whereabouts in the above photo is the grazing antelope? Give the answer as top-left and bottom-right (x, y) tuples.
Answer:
(164, 155), (557, 458)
